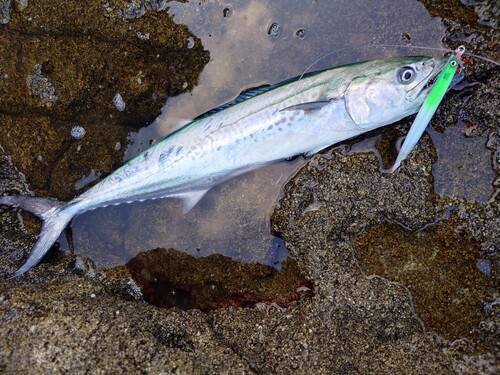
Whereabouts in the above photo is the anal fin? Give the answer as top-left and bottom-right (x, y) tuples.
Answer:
(171, 190), (209, 214)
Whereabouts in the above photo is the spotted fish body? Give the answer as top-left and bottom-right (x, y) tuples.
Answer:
(1, 56), (448, 277)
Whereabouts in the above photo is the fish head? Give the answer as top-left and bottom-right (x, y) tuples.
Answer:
(344, 56), (448, 129)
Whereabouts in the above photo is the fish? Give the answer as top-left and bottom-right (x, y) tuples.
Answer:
(1, 55), (448, 278)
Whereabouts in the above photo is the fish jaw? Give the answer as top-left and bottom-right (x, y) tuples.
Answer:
(406, 57), (448, 101)
(343, 57), (448, 130)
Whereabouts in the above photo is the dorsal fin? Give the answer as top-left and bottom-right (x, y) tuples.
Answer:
(193, 69), (328, 121)
(196, 85), (272, 119)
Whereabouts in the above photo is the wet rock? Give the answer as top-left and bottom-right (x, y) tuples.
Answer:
(155, 326), (195, 352)
(0, 0), (208, 199)
(0, 146), (37, 276)
(256, 142), (498, 372)
(49, 124), (133, 201)
(14, 0), (27, 11)
(0, 264), (252, 374)
(460, 0), (499, 28)
(211, 292), (453, 374)
(26, 64), (59, 108)
(352, 218), (497, 341)
(419, 0), (483, 27)
(119, 0), (172, 19)
(0, 0), (10, 24)
(430, 125), (495, 205)
(272, 136), (440, 245)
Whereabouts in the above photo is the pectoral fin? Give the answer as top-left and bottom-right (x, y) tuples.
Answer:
(280, 100), (330, 113)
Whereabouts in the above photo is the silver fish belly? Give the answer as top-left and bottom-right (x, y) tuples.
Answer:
(0, 56), (447, 277)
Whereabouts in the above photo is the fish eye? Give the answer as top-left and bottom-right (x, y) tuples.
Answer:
(397, 66), (416, 84)
(450, 60), (457, 67)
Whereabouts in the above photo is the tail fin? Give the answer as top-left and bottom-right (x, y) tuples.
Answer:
(0, 196), (76, 278)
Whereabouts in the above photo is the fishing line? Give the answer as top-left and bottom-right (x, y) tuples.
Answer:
(298, 43), (499, 80)
(465, 53), (500, 66)
(298, 43), (445, 80)
(379, 44), (500, 66)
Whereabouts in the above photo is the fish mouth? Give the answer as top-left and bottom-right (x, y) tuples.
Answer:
(422, 71), (439, 91)
(406, 58), (447, 101)
(420, 57), (449, 94)
(421, 59), (450, 89)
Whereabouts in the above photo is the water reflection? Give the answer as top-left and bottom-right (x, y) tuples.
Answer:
(71, 160), (303, 268)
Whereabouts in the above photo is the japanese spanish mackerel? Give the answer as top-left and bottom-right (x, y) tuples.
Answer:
(1, 56), (448, 277)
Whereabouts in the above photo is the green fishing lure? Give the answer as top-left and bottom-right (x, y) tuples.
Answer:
(386, 46), (465, 173)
